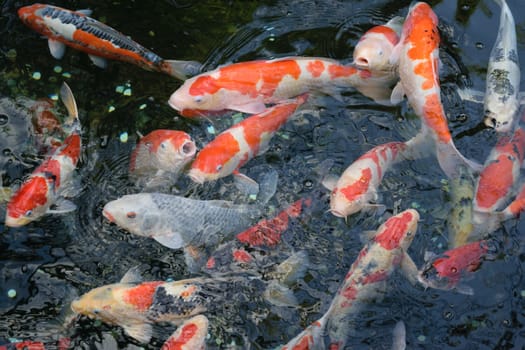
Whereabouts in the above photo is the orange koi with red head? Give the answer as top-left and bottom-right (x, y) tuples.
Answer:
(390, 2), (481, 179)
(18, 4), (201, 80)
(5, 83), (80, 227)
(129, 129), (196, 188)
(188, 95), (307, 184)
(169, 57), (398, 117)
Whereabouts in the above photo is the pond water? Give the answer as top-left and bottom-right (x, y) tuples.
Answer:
(1, 0), (525, 349)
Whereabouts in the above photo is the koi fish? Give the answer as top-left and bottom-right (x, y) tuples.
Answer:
(236, 197), (312, 247)
(353, 16), (404, 71)
(160, 315), (208, 350)
(281, 209), (420, 349)
(418, 239), (497, 295)
(325, 136), (425, 218)
(446, 164), (475, 249)
(473, 127), (525, 216)
(188, 95), (306, 189)
(71, 269), (208, 343)
(129, 129), (196, 189)
(18, 4), (202, 80)
(0, 341), (46, 350)
(103, 169), (277, 251)
(483, 0), (520, 131)
(390, 2), (481, 179)
(168, 56), (398, 117)
(5, 82), (80, 227)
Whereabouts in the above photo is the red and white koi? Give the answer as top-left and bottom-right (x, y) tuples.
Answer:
(188, 95), (306, 185)
(5, 83), (80, 227)
(483, 0), (520, 131)
(281, 209), (419, 349)
(473, 127), (525, 217)
(353, 16), (403, 71)
(18, 4), (201, 80)
(129, 129), (196, 189)
(160, 315), (208, 350)
(390, 2), (481, 179)
(326, 136), (424, 218)
(168, 56), (398, 117)
(71, 270), (207, 343)
(418, 239), (496, 295)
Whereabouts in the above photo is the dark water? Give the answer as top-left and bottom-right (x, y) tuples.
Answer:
(1, 0), (525, 349)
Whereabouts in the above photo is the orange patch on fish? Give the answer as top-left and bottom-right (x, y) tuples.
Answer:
(232, 249), (253, 263)
(327, 64), (357, 79)
(339, 168), (372, 201)
(374, 210), (414, 250)
(421, 93), (451, 143)
(365, 25), (399, 45)
(475, 155), (514, 209)
(306, 60), (325, 78)
(122, 281), (163, 311)
(161, 323), (199, 350)
(191, 132), (241, 173)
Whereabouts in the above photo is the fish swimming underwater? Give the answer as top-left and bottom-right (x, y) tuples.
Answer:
(281, 209), (420, 349)
(168, 56), (398, 116)
(390, 2), (481, 179)
(18, 4), (202, 80)
(418, 239), (497, 295)
(483, 0), (520, 131)
(188, 95), (307, 188)
(353, 16), (404, 71)
(160, 315), (208, 350)
(5, 82), (81, 227)
(129, 129), (196, 189)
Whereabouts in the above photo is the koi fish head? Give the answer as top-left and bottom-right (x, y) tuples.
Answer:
(168, 74), (230, 116)
(329, 168), (374, 218)
(71, 283), (137, 325)
(132, 130), (196, 173)
(373, 209), (419, 251)
(353, 21), (401, 71)
(188, 133), (241, 183)
(102, 194), (162, 238)
(402, 2), (438, 44)
(483, 104), (518, 132)
(5, 175), (53, 227)
(18, 4), (52, 36)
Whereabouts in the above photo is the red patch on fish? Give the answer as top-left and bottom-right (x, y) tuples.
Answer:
(374, 210), (414, 250)
(6, 176), (49, 219)
(364, 25), (399, 45)
(122, 281), (163, 311)
(421, 94), (452, 143)
(306, 60), (325, 78)
(191, 132), (241, 174)
(206, 256), (216, 269)
(59, 134), (81, 165)
(327, 64), (357, 79)
(339, 168), (372, 201)
(232, 249), (253, 263)
(161, 323), (199, 350)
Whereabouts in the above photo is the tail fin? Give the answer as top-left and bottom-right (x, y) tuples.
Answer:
(59, 82), (79, 125)
(436, 141), (482, 179)
(162, 59), (203, 80)
(255, 167), (278, 205)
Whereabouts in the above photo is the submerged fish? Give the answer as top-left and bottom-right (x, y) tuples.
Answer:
(390, 2), (481, 179)
(483, 0), (520, 131)
(353, 16), (404, 71)
(418, 239), (497, 295)
(5, 82), (81, 227)
(189, 95), (307, 189)
(160, 315), (208, 350)
(18, 4), (202, 80)
(129, 129), (196, 189)
(446, 165), (476, 249)
(281, 209), (420, 349)
(168, 57), (398, 116)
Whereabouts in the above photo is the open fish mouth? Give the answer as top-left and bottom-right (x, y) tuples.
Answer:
(102, 209), (115, 223)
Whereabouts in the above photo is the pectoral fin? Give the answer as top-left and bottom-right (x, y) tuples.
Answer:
(400, 252), (419, 286)
(154, 232), (186, 250)
(390, 81), (405, 105)
(233, 171), (259, 197)
(47, 199), (77, 214)
(48, 39), (66, 59)
(231, 101), (267, 115)
(123, 323), (153, 344)
(88, 54), (108, 69)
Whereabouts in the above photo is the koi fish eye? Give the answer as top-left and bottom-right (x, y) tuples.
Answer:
(160, 142), (166, 149)
(93, 309), (100, 314)
(126, 212), (137, 219)
(25, 210), (33, 217)
(194, 96), (203, 104)
(216, 164), (223, 171)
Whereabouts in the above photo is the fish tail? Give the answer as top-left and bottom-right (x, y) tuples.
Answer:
(161, 59), (203, 80)
(59, 82), (81, 134)
(436, 141), (482, 179)
(255, 167), (278, 205)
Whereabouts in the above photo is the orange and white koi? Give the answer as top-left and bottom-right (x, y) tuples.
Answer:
(5, 83), (80, 227)
(353, 16), (403, 71)
(71, 270), (207, 343)
(129, 129), (196, 189)
(418, 239), (496, 295)
(281, 209), (419, 349)
(160, 315), (208, 350)
(18, 4), (201, 80)
(473, 126), (525, 216)
(188, 95), (306, 185)
(390, 2), (481, 179)
(168, 56), (398, 116)
(483, 0), (520, 131)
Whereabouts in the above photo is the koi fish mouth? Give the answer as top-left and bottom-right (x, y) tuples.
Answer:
(102, 210), (115, 223)
(188, 169), (207, 184)
(4, 215), (32, 228)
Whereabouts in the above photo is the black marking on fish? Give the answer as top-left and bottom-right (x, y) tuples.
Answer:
(488, 69), (515, 100)
(149, 285), (206, 319)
